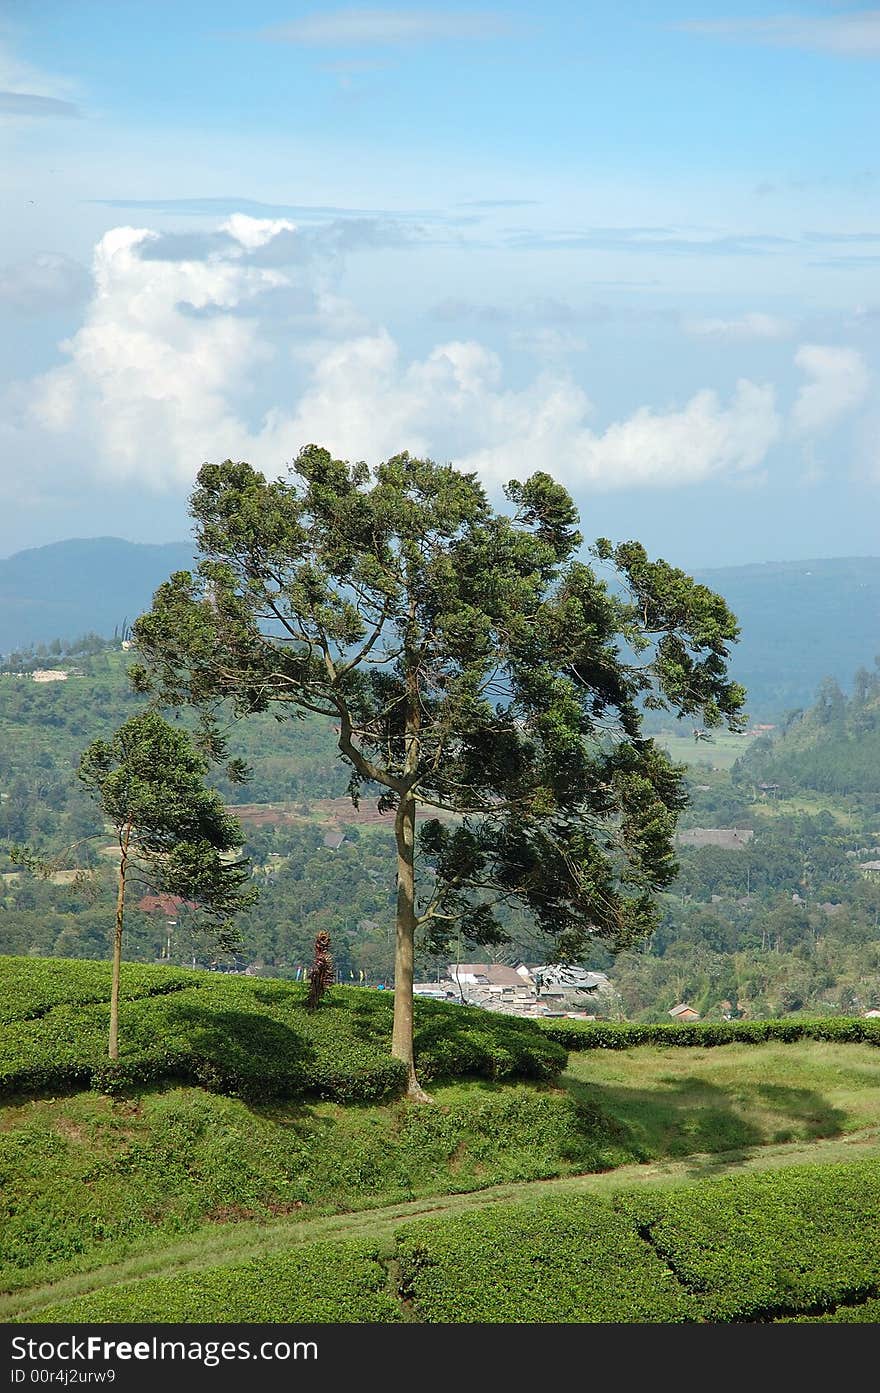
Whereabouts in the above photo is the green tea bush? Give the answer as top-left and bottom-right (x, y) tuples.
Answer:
(614, 1158), (880, 1321)
(0, 956), (196, 1024)
(541, 1017), (880, 1051)
(396, 1196), (699, 1322)
(0, 959), (564, 1103)
(29, 1240), (403, 1323)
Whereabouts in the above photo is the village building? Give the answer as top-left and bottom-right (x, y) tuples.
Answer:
(668, 1003), (700, 1022)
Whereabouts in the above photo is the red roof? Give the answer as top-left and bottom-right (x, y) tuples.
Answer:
(137, 894), (193, 916)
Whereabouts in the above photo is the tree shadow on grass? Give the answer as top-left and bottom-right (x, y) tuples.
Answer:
(564, 1074), (848, 1168)
(156, 1004), (319, 1099)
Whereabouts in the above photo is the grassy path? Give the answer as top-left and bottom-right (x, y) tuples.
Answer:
(8, 1122), (880, 1321)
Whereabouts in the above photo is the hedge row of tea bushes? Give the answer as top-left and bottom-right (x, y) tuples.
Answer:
(398, 1158), (880, 1323)
(0, 1087), (621, 1293)
(0, 956), (197, 1024)
(0, 958), (564, 1103)
(28, 1240), (403, 1323)
(541, 1016), (880, 1051)
(614, 1159), (880, 1322)
(29, 1159), (880, 1323)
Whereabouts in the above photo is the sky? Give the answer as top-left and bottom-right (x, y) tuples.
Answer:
(1, 1), (879, 567)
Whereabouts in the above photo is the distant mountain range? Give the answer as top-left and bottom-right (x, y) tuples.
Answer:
(0, 538), (194, 653)
(1, 539), (879, 720)
(690, 556), (880, 720)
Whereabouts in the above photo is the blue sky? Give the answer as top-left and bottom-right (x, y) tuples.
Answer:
(1, 2), (879, 566)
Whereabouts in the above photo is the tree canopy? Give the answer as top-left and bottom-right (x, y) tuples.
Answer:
(132, 447), (745, 1096)
(78, 708), (255, 1056)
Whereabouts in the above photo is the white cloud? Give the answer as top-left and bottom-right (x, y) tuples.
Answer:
(0, 253), (91, 313)
(7, 216), (787, 501)
(263, 336), (780, 492)
(679, 13), (880, 57)
(0, 40), (80, 119)
(683, 312), (793, 342)
(25, 221), (287, 486)
(791, 344), (869, 434)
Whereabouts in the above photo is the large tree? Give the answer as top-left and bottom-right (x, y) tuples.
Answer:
(78, 709), (255, 1059)
(132, 448), (745, 1099)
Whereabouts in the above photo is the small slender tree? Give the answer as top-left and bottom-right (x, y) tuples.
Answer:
(132, 448), (746, 1099)
(78, 709), (256, 1059)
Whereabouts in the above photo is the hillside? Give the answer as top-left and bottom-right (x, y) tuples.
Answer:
(733, 659), (880, 796)
(2, 540), (880, 717)
(691, 555), (880, 718)
(3, 957), (880, 1324)
(0, 538), (194, 653)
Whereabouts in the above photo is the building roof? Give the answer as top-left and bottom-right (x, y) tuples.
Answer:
(677, 828), (754, 850)
(137, 893), (192, 917)
(669, 1003), (699, 1019)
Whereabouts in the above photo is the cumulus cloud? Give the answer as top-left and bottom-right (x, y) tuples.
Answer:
(25, 222), (285, 486)
(791, 345), (870, 434)
(0, 253), (92, 314)
(7, 216), (788, 502)
(683, 312), (794, 342)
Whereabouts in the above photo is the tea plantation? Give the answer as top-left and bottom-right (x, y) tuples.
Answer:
(0, 956), (564, 1101)
(3, 955), (880, 1324)
(25, 1161), (880, 1324)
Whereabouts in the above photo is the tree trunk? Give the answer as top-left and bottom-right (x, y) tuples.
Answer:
(109, 823), (131, 1061)
(392, 795), (431, 1102)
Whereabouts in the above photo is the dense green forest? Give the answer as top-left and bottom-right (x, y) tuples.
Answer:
(733, 659), (880, 796)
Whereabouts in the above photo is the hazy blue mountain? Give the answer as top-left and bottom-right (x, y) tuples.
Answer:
(692, 556), (880, 719)
(1, 540), (878, 718)
(0, 538), (194, 652)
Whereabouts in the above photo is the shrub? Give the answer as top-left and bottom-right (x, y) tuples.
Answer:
(614, 1158), (880, 1321)
(396, 1196), (699, 1322)
(29, 1239), (403, 1323)
(540, 1017), (880, 1052)
(0, 959), (564, 1103)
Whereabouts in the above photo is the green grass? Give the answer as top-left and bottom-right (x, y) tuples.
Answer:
(0, 1080), (624, 1297)
(6, 956), (880, 1324)
(561, 1041), (880, 1158)
(655, 730), (756, 772)
(26, 1239), (404, 1324)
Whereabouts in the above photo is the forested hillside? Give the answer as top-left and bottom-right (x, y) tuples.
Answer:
(734, 659), (880, 796)
(2, 642), (880, 1017)
(2, 541), (879, 718)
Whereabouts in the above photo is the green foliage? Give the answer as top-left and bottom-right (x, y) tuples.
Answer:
(397, 1158), (880, 1322)
(540, 1016), (880, 1051)
(397, 1195), (698, 1322)
(131, 449), (745, 975)
(0, 957), (564, 1103)
(78, 709), (255, 925)
(29, 1239), (402, 1323)
(0, 1083), (625, 1293)
(616, 1159), (880, 1321)
(735, 657), (880, 796)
